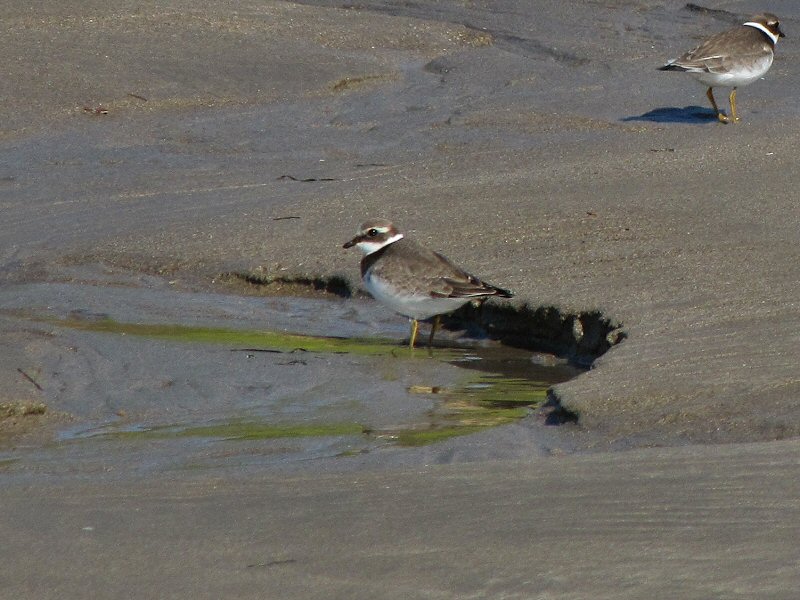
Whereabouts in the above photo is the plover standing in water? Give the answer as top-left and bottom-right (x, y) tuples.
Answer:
(343, 219), (513, 348)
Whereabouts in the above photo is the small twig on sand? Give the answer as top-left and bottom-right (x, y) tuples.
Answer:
(276, 175), (338, 182)
(82, 105), (109, 115)
(16, 368), (43, 391)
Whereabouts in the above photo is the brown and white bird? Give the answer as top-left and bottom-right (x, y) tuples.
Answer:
(659, 13), (784, 123)
(343, 219), (513, 348)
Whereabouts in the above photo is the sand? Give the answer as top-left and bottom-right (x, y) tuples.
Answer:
(1, 1), (799, 597)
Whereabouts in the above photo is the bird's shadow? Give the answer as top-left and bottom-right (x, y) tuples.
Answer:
(621, 105), (719, 124)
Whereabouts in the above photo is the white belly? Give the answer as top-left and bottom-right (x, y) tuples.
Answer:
(693, 55), (773, 88)
(364, 272), (469, 320)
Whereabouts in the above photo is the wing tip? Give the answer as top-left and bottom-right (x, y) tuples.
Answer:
(659, 63), (687, 72)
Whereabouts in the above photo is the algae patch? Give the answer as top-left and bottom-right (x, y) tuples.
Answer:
(75, 370), (551, 450)
(1, 401), (47, 418)
(41, 314), (463, 358)
(82, 372), (544, 448)
(457, 374), (549, 407)
(37, 313), (570, 450)
(100, 421), (365, 441)
(389, 371), (548, 446)
(392, 425), (494, 447)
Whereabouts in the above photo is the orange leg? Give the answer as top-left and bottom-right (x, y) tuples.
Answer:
(729, 88), (740, 123)
(427, 315), (441, 348)
(707, 87), (729, 123)
(409, 319), (419, 349)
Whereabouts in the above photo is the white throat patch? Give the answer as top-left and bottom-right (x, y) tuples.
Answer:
(743, 21), (779, 45)
(357, 232), (404, 255)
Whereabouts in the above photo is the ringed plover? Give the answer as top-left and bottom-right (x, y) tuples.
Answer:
(659, 13), (784, 123)
(343, 219), (513, 348)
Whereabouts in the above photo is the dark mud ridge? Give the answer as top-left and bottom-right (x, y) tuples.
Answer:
(227, 271), (625, 364)
(451, 302), (624, 364)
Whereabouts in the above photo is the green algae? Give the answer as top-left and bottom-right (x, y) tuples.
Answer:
(392, 425), (487, 446)
(79, 346), (550, 448)
(0, 401), (47, 418)
(389, 405), (531, 447)
(102, 421), (365, 441)
(94, 406), (528, 448)
(388, 379), (540, 446)
(43, 315), (466, 358)
(459, 375), (549, 407)
(36, 314), (559, 449)
(88, 377), (543, 448)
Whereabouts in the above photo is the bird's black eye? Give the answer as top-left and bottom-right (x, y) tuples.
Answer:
(367, 228), (379, 237)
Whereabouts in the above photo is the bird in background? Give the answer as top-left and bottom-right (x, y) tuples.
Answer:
(343, 219), (513, 349)
(659, 13), (784, 123)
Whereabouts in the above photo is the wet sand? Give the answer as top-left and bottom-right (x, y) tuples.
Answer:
(2, 0), (800, 596)
(3, 441), (799, 599)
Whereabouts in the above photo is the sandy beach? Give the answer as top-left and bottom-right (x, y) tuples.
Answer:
(2, 1), (800, 597)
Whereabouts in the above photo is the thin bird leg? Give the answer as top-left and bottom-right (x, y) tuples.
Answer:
(729, 88), (739, 123)
(706, 87), (729, 123)
(409, 319), (419, 349)
(427, 315), (441, 348)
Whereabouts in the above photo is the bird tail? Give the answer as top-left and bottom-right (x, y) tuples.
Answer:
(436, 278), (514, 299)
(490, 285), (514, 298)
(658, 62), (688, 72)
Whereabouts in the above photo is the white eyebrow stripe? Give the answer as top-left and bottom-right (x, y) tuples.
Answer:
(743, 22), (779, 44)
(363, 226), (391, 235)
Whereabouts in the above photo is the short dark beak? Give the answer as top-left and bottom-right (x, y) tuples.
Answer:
(779, 28), (786, 38)
(343, 232), (368, 248)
